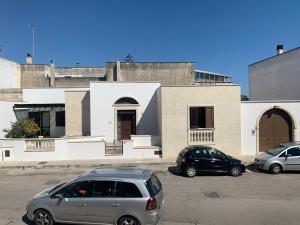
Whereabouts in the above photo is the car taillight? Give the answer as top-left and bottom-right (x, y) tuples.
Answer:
(146, 197), (157, 210)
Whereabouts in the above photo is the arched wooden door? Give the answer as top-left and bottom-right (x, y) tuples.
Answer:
(259, 108), (293, 152)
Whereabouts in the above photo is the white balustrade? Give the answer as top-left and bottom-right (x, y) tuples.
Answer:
(25, 139), (55, 152)
(188, 129), (215, 145)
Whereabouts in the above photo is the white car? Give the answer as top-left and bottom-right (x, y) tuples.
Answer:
(255, 142), (300, 174)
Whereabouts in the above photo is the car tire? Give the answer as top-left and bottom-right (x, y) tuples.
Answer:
(230, 166), (242, 177)
(33, 209), (53, 225)
(185, 166), (197, 177)
(269, 163), (282, 174)
(118, 216), (141, 225)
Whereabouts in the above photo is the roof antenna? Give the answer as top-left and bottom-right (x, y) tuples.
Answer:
(28, 23), (35, 63)
(0, 44), (4, 56)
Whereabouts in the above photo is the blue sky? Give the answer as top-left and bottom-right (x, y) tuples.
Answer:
(1, 0), (300, 94)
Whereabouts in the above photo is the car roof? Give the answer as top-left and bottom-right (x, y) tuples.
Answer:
(77, 167), (152, 181)
(281, 142), (300, 148)
(186, 145), (213, 150)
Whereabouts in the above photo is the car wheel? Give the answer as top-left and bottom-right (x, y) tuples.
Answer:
(118, 216), (141, 225)
(185, 166), (197, 177)
(230, 166), (242, 177)
(269, 164), (282, 174)
(34, 209), (53, 225)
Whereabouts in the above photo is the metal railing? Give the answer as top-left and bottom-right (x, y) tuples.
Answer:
(188, 129), (215, 145)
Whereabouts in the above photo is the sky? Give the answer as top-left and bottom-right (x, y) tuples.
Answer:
(0, 0), (300, 95)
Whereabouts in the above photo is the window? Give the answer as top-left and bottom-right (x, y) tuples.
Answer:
(209, 149), (227, 160)
(48, 182), (66, 194)
(193, 149), (211, 158)
(56, 111), (65, 127)
(4, 150), (10, 157)
(146, 174), (162, 197)
(62, 181), (94, 198)
(29, 111), (50, 137)
(93, 181), (116, 197)
(115, 97), (139, 105)
(115, 182), (142, 198)
(279, 151), (287, 158)
(287, 147), (300, 157)
(190, 107), (214, 129)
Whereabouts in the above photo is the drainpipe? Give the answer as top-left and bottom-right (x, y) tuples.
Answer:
(116, 61), (121, 81)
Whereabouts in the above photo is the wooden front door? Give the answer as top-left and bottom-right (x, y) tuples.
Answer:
(117, 110), (136, 140)
(259, 108), (293, 152)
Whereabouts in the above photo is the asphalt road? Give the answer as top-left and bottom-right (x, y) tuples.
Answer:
(1, 166), (300, 225)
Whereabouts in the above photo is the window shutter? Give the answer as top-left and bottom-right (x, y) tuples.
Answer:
(190, 107), (198, 128)
(205, 107), (214, 128)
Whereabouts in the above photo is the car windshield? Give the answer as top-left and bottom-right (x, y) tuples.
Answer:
(266, 145), (287, 156)
(179, 148), (189, 156)
(48, 182), (66, 194)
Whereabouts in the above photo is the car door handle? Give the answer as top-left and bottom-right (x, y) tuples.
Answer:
(195, 160), (199, 162)
(112, 203), (120, 207)
(210, 160), (215, 163)
(78, 203), (87, 207)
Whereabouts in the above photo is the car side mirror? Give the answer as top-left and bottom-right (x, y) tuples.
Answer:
(52, 193), (64, 199)
(286, 154), (292, 158)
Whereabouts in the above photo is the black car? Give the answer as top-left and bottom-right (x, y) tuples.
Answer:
(176, 146), (246, 177)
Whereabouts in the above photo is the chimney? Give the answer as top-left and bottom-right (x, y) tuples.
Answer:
(276, 45), (284, 55)
(26, 53), (32, 64)
(49, 60), (55, 87)
(116, 61), (121, 81)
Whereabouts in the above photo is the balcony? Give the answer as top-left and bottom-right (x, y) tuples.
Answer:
(188, 128), (215, 145)
(25, 139), (55, 152)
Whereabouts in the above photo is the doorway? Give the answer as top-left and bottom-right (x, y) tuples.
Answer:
(117, 110), (136, 140)
(29, 111), (50, 137)
(259, 108), (293, 152)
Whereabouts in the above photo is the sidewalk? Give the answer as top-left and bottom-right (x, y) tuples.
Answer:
(0, 158), (176, 170)
(0, 156), (255, 170)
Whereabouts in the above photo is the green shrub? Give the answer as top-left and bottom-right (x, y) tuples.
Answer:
(3, 119), (40, 138)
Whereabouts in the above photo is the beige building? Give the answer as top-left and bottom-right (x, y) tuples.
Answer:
(158, 85), (241, 159)
(65, 90), (90, 137)
(63, 83), (241, 159)
(1, 55), (241, 160)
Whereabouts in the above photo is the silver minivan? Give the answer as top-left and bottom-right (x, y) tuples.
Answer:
(26, 167), (164, 225)
(255, 142), (300, 174)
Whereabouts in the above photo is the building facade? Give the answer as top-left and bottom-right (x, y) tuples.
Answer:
(0, 55), (242, 161)
(242, 45), (300, 155)
(241, 101), (300, 155)
(249, 45), (300, 101)
(159, 85), (241, 159)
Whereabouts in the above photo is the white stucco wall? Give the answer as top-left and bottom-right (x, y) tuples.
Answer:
(90, 82), (160, 142)
(0, 57), (21, 88)
(0, 101), (22, 138)
(241, 101), (300, 156)
(0, 137), (106, 161)
(22, 88), (88, 104)
(0, 137), (160, 161)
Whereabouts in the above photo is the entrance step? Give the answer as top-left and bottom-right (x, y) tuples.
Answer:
(105, 142), (123, 155)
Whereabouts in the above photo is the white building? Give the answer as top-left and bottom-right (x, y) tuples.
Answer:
(241, 101), (300, 156)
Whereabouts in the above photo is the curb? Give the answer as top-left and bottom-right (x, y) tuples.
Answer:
(0, 161), (254, 170)
(0, 162), (176, 171)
